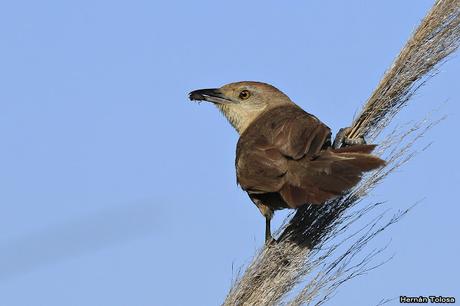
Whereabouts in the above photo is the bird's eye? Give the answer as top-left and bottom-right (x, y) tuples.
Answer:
(239, 90), (250, 100)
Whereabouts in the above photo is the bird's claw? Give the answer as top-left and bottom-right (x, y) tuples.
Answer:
(265, 236), (278, 246)
(333, 127), (366, 149)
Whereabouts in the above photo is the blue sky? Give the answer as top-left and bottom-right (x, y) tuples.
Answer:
(0, 0), (458, 305)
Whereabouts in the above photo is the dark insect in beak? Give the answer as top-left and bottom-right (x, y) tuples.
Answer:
(188, 88), (235, 104)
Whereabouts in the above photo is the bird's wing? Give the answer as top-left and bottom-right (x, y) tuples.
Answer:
(236, 105), (331, 194)
(236, 105), (384, 208)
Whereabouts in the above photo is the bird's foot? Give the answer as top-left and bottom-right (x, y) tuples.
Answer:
(265, 236), (278, 246)
(333, 127), (366, 149)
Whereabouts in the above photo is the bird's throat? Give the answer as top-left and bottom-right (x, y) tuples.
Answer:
(217, 104), (263, 134)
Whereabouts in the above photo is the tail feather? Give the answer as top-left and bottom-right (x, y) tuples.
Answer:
(280, 144), (385, 207)
(330, 144), (377, 154)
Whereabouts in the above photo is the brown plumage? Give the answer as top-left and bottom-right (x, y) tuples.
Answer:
(189, 81), (385, 242)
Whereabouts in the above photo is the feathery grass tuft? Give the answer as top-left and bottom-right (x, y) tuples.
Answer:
(224, 1), (459, 305)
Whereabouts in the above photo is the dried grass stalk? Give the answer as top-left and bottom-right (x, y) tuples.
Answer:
(224, 1), (460, 305)
(349, 0), (460, 141)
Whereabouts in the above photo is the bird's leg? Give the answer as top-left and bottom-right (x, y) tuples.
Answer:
(250, 196), (276, 244)
(333, 127), (366, 149)
(265, 216), (272, 243)
(262, 208), (277, 244)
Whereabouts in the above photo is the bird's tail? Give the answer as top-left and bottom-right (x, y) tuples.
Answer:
(280, 144), (385, 207)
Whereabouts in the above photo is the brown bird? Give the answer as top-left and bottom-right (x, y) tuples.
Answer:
(189, 81), (385, 243)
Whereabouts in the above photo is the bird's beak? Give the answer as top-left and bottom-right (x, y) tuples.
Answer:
(188, 88), (235, 104)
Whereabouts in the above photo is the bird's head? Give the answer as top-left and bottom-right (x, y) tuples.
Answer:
(189, 81), (294, 134)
